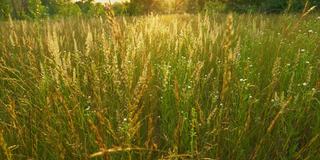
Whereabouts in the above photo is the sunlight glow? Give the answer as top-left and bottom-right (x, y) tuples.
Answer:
(95, 0), (128, 3)
(74, 0), (128, 3)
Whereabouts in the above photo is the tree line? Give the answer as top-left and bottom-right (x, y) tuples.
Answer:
(1, 0), (319, 20)
(0, 0), (107, 20)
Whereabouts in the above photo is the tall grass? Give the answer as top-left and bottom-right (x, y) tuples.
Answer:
(0, 13), (320, 159)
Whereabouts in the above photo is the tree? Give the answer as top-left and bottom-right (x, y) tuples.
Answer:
(112, 2), (129, 15)
(46, 0), (81, 17)
(128, 0), (162, 14)
(0, 0), (12, 20)
(27, 0), (47, 18)
(76, 0), (106, 17)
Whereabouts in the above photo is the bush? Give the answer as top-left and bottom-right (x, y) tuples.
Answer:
(0, 0), (12, 20)
(204, 1), (228, 13)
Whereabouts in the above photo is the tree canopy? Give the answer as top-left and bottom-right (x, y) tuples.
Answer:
(0, 0), (319, 20)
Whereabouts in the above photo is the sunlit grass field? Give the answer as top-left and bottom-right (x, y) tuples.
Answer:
(0, 13), (320, 159)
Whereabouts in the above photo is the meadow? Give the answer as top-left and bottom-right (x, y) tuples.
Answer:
(0, 11), (320, 159)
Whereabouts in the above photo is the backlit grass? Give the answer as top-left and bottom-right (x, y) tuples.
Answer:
(0, 13), (320, 159)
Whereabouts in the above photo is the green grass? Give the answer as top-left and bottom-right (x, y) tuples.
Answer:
(0, 13), (320, 159)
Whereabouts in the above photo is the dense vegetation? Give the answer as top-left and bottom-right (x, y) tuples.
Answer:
(1, 0), (320, 20)
(0, 6), (320, 159)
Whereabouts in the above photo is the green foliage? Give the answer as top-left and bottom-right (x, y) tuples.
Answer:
(0, 0), (12, 20)
(1, 0), (320, 20)
(204, 1), (228, 13)
(112, 2), (129, 15)
(223, 0), (320, 13)
(27, 0), (47, 18)
(128, 0), (163, 15)
(47, 0), (81, 17)
(76, 0), (106, 17)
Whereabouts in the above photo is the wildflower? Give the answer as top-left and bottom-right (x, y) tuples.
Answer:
(286, 63), (291, 67)
(240, 78), (247, 82)
(123, 118), (127, 122)
(187, 85), (191, 89)
(312, 88), (316, 92)
(308, 30), (313, 33)
(306, 61), (310, 64)
(300, 49), (305, 52)
(302, 82), (307, 86)
(317, 16), (320, 20)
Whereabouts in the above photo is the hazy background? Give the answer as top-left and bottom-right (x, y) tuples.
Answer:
(0, 0), (319, 20)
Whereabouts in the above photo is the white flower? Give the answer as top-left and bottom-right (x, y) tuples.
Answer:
(286, 63), (291, 66)
(123, 118), (127, 122)
(312, 88), (316, 92)
(300, 49), (305, 52)
(306, 61), (310, 64)
(308, 30), (313, 33)
(302, 82), (307, 86)
(317, 16), (320, 20)
(240, 78), (247, 82)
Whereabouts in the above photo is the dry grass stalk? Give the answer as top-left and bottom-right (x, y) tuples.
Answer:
(85, 27), (93, 57)
(250, 96), (292, 160)
(89, 146), (158, 158)
(294, 134), (320, 160)
(96, 111), (119, 143)
(0, 130), (12, 160)
(105, 3), (122, 47)
(174, 77), (180, 103)
(127, 60), (152, 141)
(220, 14), (235, 103)
(87, 119), (108, 160)
(271, 57), (281, 83)
(284, 1), (316, 35)
(267, 96), (292, 133)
